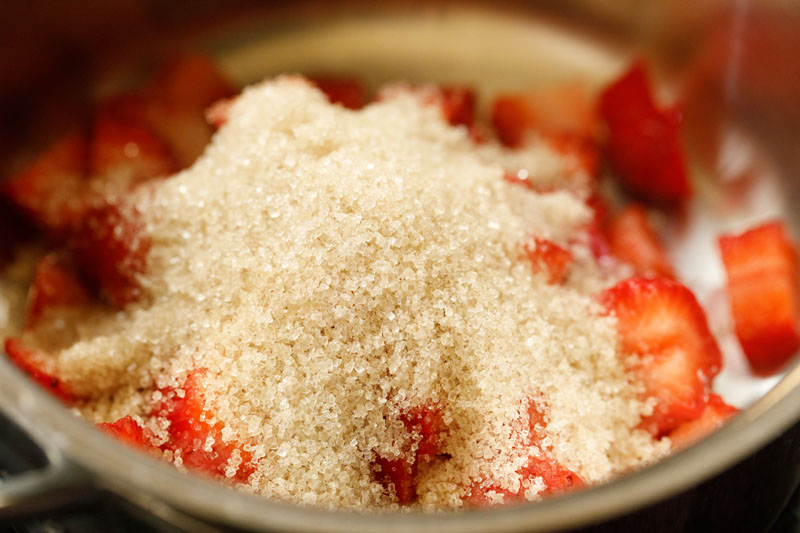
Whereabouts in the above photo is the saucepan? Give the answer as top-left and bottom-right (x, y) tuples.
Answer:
(1, 2), (799, 531)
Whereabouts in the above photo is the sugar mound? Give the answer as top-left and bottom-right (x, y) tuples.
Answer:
(46, 77), (665, 509)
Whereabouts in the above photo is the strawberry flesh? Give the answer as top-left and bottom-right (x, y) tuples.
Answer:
(668, 394), (738, 450)
(598, 61), (690, 204)
(3, 337), (74, 402)
(600, 277), (722, 436)
(491, 82), (596, 148)
(98, 416), (156, 450)
(2, 134), (89, 234)
(153, 371), (256, 483)
(525, 238), (573, 284)
(309, 76), (367, 110)
(374, 403), (447, 504)
(719, 221), (800, 375)
(69, 203), (151, 308)
(606, 204), (674, 277)
(468, 454), (584, 506)
(25, 252), (92, 329)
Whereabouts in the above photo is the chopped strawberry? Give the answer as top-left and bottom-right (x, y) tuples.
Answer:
(547, 134), (600, 178)
(69, 203), (150, 308)
(153, 371), (256, 483)
(668, 394), (738, 450)
(148, 55), (236, 114)
(102, 55), (236, 169)
(89, 112), (176, 191)
(401, 403), (446, 460)
(438, 86), (476, 128)
(584, 193), (612, 260)
(719, 221), (800, 375)
(4, 337), (74, 402)
(25, 252), (92, 329)
(598, 61), (690, 203)
(526, 399), (547, 444)
(491, 82), (597, 148)
(205, 97), (235, 129)
(1, 133), (89, 234)
(309, 76), (367, 110)
(468, 454), (584, 506)
(98, 416), (156, 450)
(374, 456), (418, 505)
(606, 205), (674, 277)
(525, 238), (573, 284)
(600, 277), (722, 436)
(375, 403), (448, 504)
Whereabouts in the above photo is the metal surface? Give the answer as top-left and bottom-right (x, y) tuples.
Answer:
(1, 3), (800, 532)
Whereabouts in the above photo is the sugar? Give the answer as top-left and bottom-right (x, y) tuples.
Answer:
(23, 77), (669, 510)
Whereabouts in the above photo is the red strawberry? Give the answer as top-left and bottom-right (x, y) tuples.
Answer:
(2, 133), (89, 234)
(98, 416), (156, 450)
(600, 277), (722, 436)
(25, 252), (92, 329)
(205, 97), (235, 129)
(606, 205), (674, 278)
(309, 76), (367, 110)
(69, 203), (151, 308)
(374, 456), (418, 505)
(4, 337), (74, 402)
(668, 394), (738, 450)
(153, 371), (256, 483)
(526, 399), (547, 445)
(467, 454), (584, 506)
(525, 238), (573, 284)
(598, 61), (690, 203)
(375, 403), (448, 504)
(491, 82), (597, 149)
(148, 55), (236, 114)
(719, 221), (800, 375)
(89, 112), (176, 191)
(103, 55), (236, 169)
(438, 86), (476, 128)
(401, 403), (446, 460)
(547, 134), (600, 178)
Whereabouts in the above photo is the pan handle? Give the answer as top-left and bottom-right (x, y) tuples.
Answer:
(0, 460), (95, 517)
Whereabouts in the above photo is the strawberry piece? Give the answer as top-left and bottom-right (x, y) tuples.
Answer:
(89, 112), (176, 191)
(438, 86), (476, 128)
(4, 337), (74, 402)
(25, 252), (92, 329)
(668, 394), (738, 450)
(148, 55), (236, 114)
(69, 203), (150, 308)
(374, 456), (418, 505)
(309, 76), (367, 110)
(375, 403), (448, 504)
(103, 55), (236, 169)
(547, 134), (600, 178)
(98, 416), (156, 450)
(491, 82), (597, 149)
(1, 134), (89, 234)
(154, 371), (255, 483)
(598, 61), (690, 203)
(525, 238), (573, 284)
(600, 277), (722, 436)
(468, 454), (584, 506)
(205, 98), (235, 129)
(606, 205), (674, 277)
(719, 221), (800, 375)
(402, 403), (446, 460)
(526, 399), (547, 445)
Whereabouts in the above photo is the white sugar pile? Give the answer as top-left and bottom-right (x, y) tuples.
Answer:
(39, 77), (665, 509)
